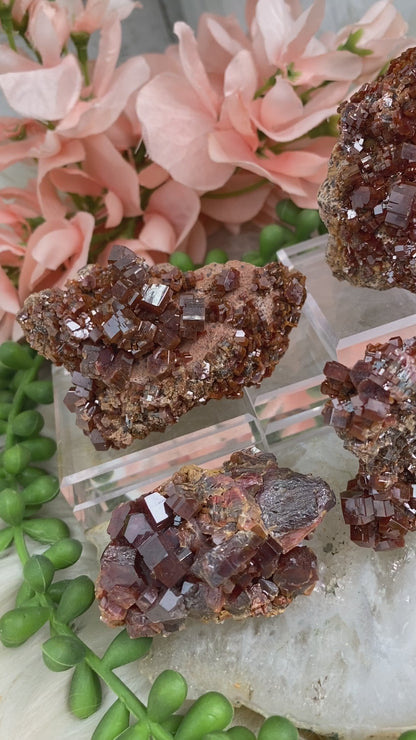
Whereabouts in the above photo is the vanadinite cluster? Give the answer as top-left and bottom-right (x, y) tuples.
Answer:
(322, 337), (416, 549)
(18, 245), (305, 450)
(318, 46), (416, 291)
(96, 447), (335, 637)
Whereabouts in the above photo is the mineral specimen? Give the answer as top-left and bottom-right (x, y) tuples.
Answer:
(322, 336), (416, 549)
(17, 245), (306, 450)
(95, 447), (335, 637)
(318, 46), (416, 292)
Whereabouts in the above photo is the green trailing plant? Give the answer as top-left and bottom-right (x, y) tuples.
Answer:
(0, 339), (302, 739)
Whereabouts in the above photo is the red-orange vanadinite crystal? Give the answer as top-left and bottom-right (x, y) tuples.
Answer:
(322, 336), (416, 550)
(318, 47), (416, 291)
(17, 246), (306, 450)
(96, 447), (335, 637)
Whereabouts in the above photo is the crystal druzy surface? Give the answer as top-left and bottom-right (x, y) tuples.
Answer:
(322, 336), (416, 549)
(95, 447), (335, 637)
(318, 46), (416, 291)
(18, 245), (306, 450)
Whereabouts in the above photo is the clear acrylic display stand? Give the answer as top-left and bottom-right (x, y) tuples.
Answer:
(54, 235), (416, 530)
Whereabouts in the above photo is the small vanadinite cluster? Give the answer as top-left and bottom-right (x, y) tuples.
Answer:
(96, 447), (335, 637)
(322, 337), (416, 549)
(18, 245), (306, 450)
(319, 46), (416, 292)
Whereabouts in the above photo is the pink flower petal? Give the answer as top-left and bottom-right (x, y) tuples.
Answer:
(139, 213), (176, 255)
(49, 167), (103, 197)
(295, 50), (362, 86)
(197, 14), (249, 76)
(104, 190), (124, 228)
(18, 212), (94, 299)
(285, 0), (326, 62)
(92, 16), (122, 98)
(208, 129), (325, 203)
(0, 119), (47, 170)
(137, 73), (234, 191)
(255, 0), (325, 66)
(255, 77), (303, 132)
(201, 172), (272, 224)
(72, 0), (140, 33)
(174, 21), (220, 118)
(180, 220), (206, 265)
(0, 45), (38, 73)
(254, 0), (294, 65)
(146, 180), (200, 245)
(223, 49), (258, 102)
(139, 163), (169, 190)
(0, 54), (82, 120)
(0, 240), (25, 266)
(0, 267), (21, 314)
(37, 137), (85, 218)
(57, 56), (149, 138)
(255, 80), (352, 142)
(27, 0), (71, 66)
(83, 134), (141, 216)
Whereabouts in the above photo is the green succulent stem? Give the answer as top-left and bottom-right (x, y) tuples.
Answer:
(13, 525), (30, 564)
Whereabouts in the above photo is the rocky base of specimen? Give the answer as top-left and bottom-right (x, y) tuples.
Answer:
(18, 245), (306, 450)
(322, 336), (416, 549)
(95, 447), (335, 637)
(318, 46), (416, 292)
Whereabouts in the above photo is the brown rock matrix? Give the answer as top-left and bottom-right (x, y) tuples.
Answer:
(322, 336), (416, 549)
(96, 447), (335, 637)
(17, 245), (306, 450)
(318, 46), (416, 291)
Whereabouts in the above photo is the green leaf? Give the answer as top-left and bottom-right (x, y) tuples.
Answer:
(91, 699), (130, 740)
(0, 526), (14, 552)
(0, 341), (33, 370)
(0, 488), (25, 525)
(42, 635), (86, 672)
(23, 554), (55, 593)
(69, 661), (102, 718)
(102, 630), (152, 670)
(56, 575), (95, 623)
(43, 538), (82, 569)
(23, 517), (70, 544)
(23, 379), (54, 405)
(0, 606), (49, 647)
(22, 475), (60, 505)
(147, 669), (188, 723)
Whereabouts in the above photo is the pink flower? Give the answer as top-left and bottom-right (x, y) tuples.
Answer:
(137, 21), (234, 192)
(27, 0), (72, 66)
(328, 0), (411, 84)
(0, 46), (83, 120)
(57, 16), (150, 139)
(18, 211), (94, 301)
(69, 0), (140, 34)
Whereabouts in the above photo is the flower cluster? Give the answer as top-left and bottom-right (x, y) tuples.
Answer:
(0, 0), (412, 340)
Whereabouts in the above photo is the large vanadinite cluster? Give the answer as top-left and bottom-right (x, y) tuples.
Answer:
(322, 336), (416, 549)
(18, 246), (306, 450)
(96, 447), (335, 637)
(319, 46), (416, 292)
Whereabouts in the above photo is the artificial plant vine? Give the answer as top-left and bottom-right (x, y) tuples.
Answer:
(0, 339), (302, 740)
